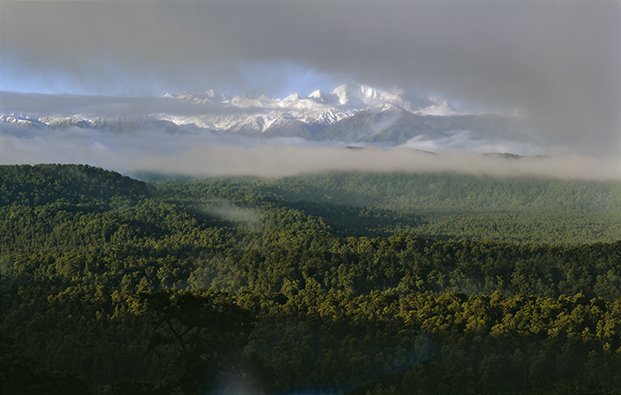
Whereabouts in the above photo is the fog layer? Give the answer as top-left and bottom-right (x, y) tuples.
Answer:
(1, 126), (619, 180)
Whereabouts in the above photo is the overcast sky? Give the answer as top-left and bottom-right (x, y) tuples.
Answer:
(0, 0), (619, 155)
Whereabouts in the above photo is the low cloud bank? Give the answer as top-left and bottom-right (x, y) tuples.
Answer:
(0, 126), (619, 180)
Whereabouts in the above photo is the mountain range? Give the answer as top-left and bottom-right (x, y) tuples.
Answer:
(0, 83), (529, 149)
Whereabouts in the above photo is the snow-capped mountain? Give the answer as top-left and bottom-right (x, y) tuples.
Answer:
(1, 83), (522, 145)
(0, 114), (48, 128)
(153, 83), (463, 136)
(162, 83), (406, 109)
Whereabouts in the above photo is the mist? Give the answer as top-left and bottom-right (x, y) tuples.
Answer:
(1, 124), (619, 180)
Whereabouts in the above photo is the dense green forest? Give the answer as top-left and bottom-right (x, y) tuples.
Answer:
(1, 164), (620, 394)
(151, 171), (621, 243)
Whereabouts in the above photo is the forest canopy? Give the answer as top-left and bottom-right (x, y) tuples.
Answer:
(1, 164), (620, 394)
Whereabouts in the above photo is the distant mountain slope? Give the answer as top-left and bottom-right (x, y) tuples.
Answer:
(158, 171), (621, 214)
(271, 172), (621, 213)
(0, 164), (149, 205)
(0, 84), (529, 151)
(152, 171), (621, 244)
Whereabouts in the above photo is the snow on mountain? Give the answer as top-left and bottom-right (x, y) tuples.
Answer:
(3, 83), (509, 144)
(154, 105), (355, 133)
(156, 85), (401, 132)
(39, 115), (102, 128)
(0, 114), (48, 128)
(153, 83), (421, 133)
(0, 113), (188, 133)
(163, 83), (409, 109)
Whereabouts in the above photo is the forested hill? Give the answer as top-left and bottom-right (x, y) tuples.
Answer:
(269, 172), (621, 213)
(154, 171), (621, 243)
(0, 164), (149, 206)
(2, 164), (621, 394)
(1, 165), (619, 243)
(145, 171), (621, 214)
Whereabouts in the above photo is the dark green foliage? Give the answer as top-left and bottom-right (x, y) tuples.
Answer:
(154, 171), (621, 243)
(0, 164), (149, 206)
(1, 165), (620, 394)
(0, 335), (88, 395)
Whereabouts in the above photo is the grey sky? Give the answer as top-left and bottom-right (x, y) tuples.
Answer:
(1, 0), (619, 154)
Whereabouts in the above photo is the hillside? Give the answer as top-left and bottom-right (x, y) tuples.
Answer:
(0, 164), (149, 206)
(1, 165), (621, 394)
(154, 172), (621, 243)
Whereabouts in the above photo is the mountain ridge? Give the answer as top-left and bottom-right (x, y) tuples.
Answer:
(0, 83), (530, 151)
